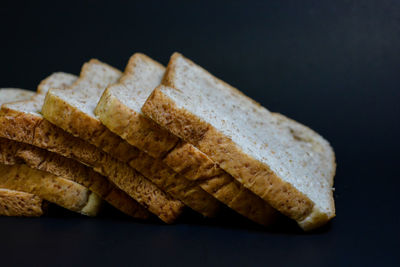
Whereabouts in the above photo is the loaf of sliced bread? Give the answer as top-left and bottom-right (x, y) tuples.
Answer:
(0, 163), (101, 216)
(95, 54), (220, 217)
(40, 61), (184, 222)
(142, 53), (336, 230)
(0, 85), (149, 219)
(0, 188), (46, 217)
(95, 53), (277, 224)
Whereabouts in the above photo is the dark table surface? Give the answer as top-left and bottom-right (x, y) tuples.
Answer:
(0, 1), (399, 266)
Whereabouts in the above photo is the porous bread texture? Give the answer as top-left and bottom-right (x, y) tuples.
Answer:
(0, 88), (35, 105)
(0, 138), (149, 219)
(95, 53), (220, 217)
(0, 188), (45, 217)
(41, 60), (184, 222)
(142, 53), (336, 230)
(95, 53), (276, 224)
(0, 163), (101, 216)
(0, 83), (149, 219)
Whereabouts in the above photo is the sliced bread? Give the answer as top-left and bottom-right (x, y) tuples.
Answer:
(95, 54), (220, 217)
(0, 163), (101, 216)
(0, 86), (149, 219)
(40, 61), (184, 222)
(0, 137), (150, 219)
(142, 53), (336, 230)
(0, 188), (46, 217)
(163, 141), (278, 225)
(95, 53), (277, 224)
(0, 89), (45, 217)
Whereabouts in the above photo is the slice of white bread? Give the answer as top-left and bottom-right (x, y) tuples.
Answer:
(0, 188), (46, 217)
(40, 61), (184, 222)
(0, 85), (150, 219)
(0, 163), (102, 216)
(95, 53), (221, 217)
(95, 53), (277, 225)
(0, 88), (46, 217)
(142, 53), (336, 230)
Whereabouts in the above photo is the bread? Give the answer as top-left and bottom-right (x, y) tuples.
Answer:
(142, 53), (336, 230)
(0, 85), (149, 219)
(95, 53), (277, 224)
(0, 137), (150, 219)
(40, 62), (184, 222)
(0, 89), (46, 217)
(163, 141), (278, 225)
(95, 53), (221, 217)
(0, 87), (102, 217)
(0, 186), (46, 217)
(0, 163), (101, 216)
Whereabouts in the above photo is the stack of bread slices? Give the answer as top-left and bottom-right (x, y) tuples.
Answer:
(0, 53), (336, 231)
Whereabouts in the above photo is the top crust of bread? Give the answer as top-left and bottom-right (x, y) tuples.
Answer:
(41, 60), (184, 222)
(142, 52), (336, 230)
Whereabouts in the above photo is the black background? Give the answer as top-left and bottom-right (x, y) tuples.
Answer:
(0, 1), (399, 266)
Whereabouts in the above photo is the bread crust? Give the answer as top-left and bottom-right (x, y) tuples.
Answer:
(41, 63), (184, 223)
(0, 138), (149, 219)
(0, 188), (45, 217)
(164, 141), (278, 225)
(0, 89), (46, 218)
(0, 163), (96, 215)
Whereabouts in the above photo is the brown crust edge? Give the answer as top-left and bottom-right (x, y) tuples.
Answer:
(3, 138), (150, 219)
(0, 163), (93, 214)
(0, 188), (45, 217)
(0, 107), (150, 219)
